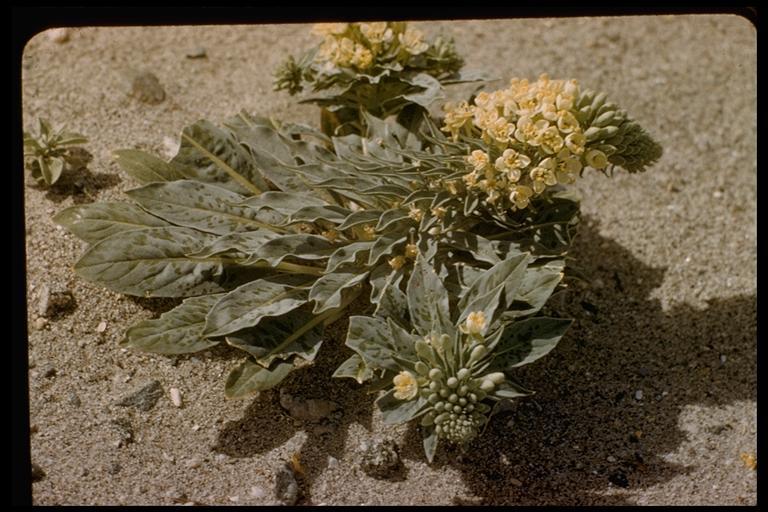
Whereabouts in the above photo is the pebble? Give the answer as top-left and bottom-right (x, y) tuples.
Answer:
(108, 462), (122, 475)
(115, 380), (163, 411)
(250, 486), (267, 499)
(33, 317), (48, 330)
(96, 321), (108, 333)
(279, 388), (340, 423)
(130, 71), (166, 104)
(47, 28), (70, 43)
(186, 47), (207, 59)
(170, 387), (182, 408)
(31, 463), (46, 482)
(68, 392), (82, 407)
(162, 136), (180, 158)
(162, 452), (176, 463)
(327, 456), (339, 469)
(508, 477), (523, 487)
(228, 496), (239, 503)
(274, 461), (299, 506)
(42, 366), (57, 378)
(720, 354), (727, 364)
(186, 457), (202, 469)
(358, 438), (402, 479)
(634, 389), (644, 401)
(38, 285), (76, 318)
(191, 424), (200, 432)
(606, 455), (617, 463)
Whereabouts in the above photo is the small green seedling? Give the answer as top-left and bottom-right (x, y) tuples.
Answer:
(24, 118), (89, 186)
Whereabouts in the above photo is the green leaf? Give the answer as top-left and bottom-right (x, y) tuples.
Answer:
(122, 294), (224, 354)
(203, 275), (314, 337)
(173, 120), (269, 195)
(241, 191), (328, 216)
(287, 205), (350, 225)
(326, 241), (374, 273)
(224, 358), (294, 398)
(493, 380), (534, 399)
(187, 230), (281, 260)
(402, 73), (444, 107)
(368, 235), (407, 266)
(332, 353), (374, 384)
(113, 149), (186, 183)
(375, 282), (407, 320)
(423, 427), (438, 463)
(375, 389), (428, 425)
(346, 315), (399, 371)
(225, 309), (324, 366)
(374, 208), (410, 231)
(491, 317), (572, 369)
(245, 234), (336, 266)
(337, 210), (383, 230)
(309, 269), (369, 314)
(53, 203), (169, 244)
(74, 227), (224, 297)
(41, 157), (63, 186)
(459, 252), (530, 315)
(502, 260), (565, 319)
(407, 256), (451, 337)
(369, 262), (404, 305)
(125, 180), (280, 235)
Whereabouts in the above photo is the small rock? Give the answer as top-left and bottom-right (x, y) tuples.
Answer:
(191, 424), (200, 432)
(606, 455), (617, 463)
(33, 317), (47, 330)
(508, 477), (523, 487)
(108, 462), (122, 475)
(170, 388), (182, 408)
(68, 392), (82, 407)
(250, 486), (267, 499)
(608, 470), (629, 488)
(115, 380), (163, 411)
(719, 354), (727, 364)
(31, 463), (46, 482)
(162, 452), (176, 463)
(327, 456), (339, 469)
(130, 71), (166, 104)
(47, 28), (70, 43)
(279, 388), (340, 423)
(713, 189), (724, 199)
(110, 417), (134, 446)
(162, 136), (180, 159)
(186, 47), (207, 59)
(274, 461), (299, 506)
(38, 285), (76, 318)
(228, 496), (239, 503)
(500, 454), (510, 466)
(96, 321), (108, 333)
(42, 366), (57, 379)
(634, 389), (644, 401)
(358, 438), (402, 479)
(186, 457), (203, 469)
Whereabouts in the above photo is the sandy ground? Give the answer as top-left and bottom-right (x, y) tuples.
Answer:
(22, 16), (756, 505)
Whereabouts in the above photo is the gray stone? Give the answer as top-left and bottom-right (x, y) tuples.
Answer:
(358, 438), (402, 479)
(68, 392), (82, 407)
(186, 47), (207, 59)
(274, 461), (299, 505)
(130, 71), (166, 104)
(116, 380), (163, 411)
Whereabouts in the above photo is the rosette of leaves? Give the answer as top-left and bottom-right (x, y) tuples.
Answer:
(54, 108), (577, 399)
(273, 21), (482, 136)
(334, 250), (571, 462)
(24, 118), (90, 186)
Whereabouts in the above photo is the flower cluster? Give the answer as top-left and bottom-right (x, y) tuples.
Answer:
(391, 311), (505, 445)
(442, 75), (610, 211)
(313, 22), (428, 72)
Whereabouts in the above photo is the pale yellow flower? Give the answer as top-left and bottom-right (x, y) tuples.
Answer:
(431, 206), (447, 219)
(466, 149), (490, 172)
(359, 22), (393, 45)
(321, 229), (339, 242)
(398, 27), (429, 55)
(538, 126), (565, 154)
(514, 116), (547, 146)
(472, 107), (499, 131)
(530, 158), (558, 194)
(393, 371), (419, 400)
(441, 101), (474, 141)
(585, 149), (609, 169)
(460, 311), (487, 336)
(350, 44), (373, 70)
(463, 170), (480, 188)
(444, 180), (460, 195)
(360, 224), (376, 240)
(555, 149), (582, 184)
(556, 110), (580, 133)
(483, 117), (515, 146)
(408, 205), (424, 222)
(509, 184), (534, 209)
(565, 132), (586, 155)
(494, 148), (531, 173)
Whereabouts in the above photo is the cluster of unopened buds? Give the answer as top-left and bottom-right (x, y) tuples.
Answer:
(391, 311), (507, 444)
(313, 22), (428, 72)
(442, 74), (611, 211)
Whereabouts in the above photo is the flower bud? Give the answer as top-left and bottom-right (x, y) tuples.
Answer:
(415, 339), (432, 360)
(457, 368), (470, 381)
(428, 368), (443, 381)
(480, 379), (496, 392)
(446, 377), (459, 389)
(468, 345), (488, 364)
(485, 372), (506, 385)
(415, 361), (429, 376)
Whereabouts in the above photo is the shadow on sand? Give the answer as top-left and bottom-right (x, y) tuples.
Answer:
(209, 215), (756, 505)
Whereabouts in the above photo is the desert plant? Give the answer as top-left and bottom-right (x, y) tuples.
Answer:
(54, 23), (661, 457)
(274, 21), (480, 136)
(24, 118), (90, 186)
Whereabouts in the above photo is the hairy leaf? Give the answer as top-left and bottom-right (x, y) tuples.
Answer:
(491, 317), (572, 369)
(113, 149), (186, 183)
(376, 389), (428, 425)
(54, 202), (169, 244)
(346, 315), (399, 371)
(407, 256), (451, 337)
(122, 294), (224, 354)
(332, 353), (374, 384)
(224, 358), (294, 398)
(246, 234), (336, 266)
(74, 227), (224, 297)
(309, 269), (369, 314)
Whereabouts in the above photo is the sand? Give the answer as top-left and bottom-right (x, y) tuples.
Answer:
(22, 15), (756, 505)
